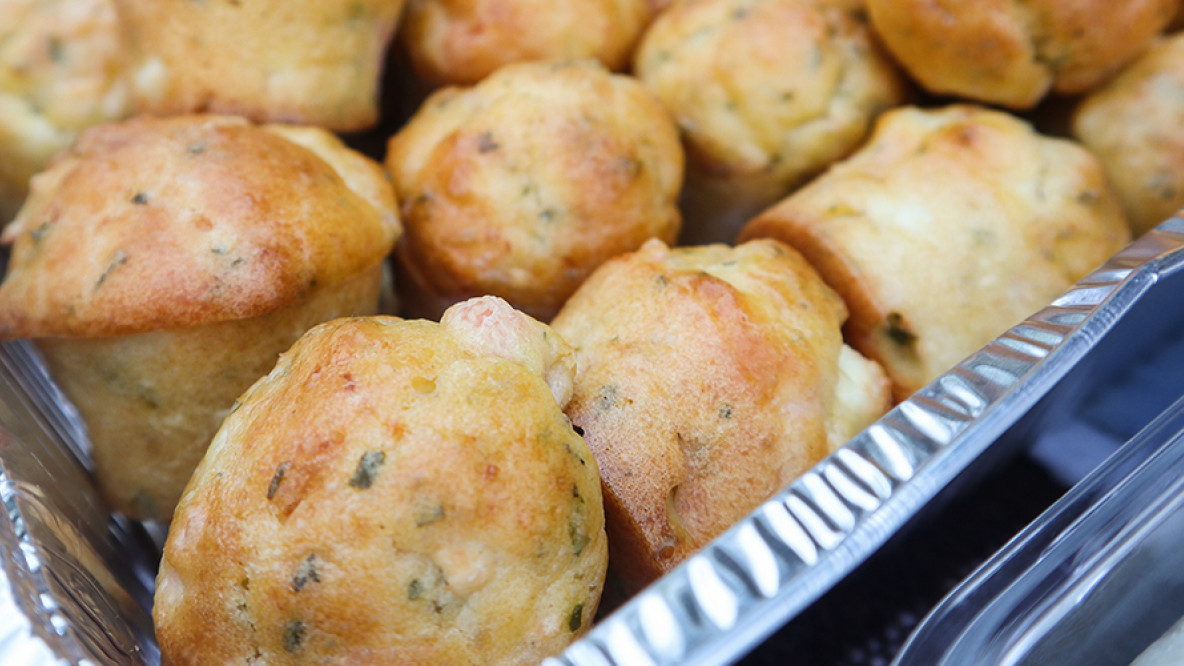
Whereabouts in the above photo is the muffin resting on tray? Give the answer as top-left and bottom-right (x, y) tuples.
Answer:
(633, 0), (907, 244)
(385, 59), (683, 321)
(154, 297), (607, 665)
(550, 238), (891, 592)
(0, 0), (132, 222)
(113, 0), (407, 131)
(399, 0), (654, 87)
(866, 0), (1177, 109)
(1072, 33), (1184, 237)
(0, 114), (401, 522)
(741, 105), (1131, 400)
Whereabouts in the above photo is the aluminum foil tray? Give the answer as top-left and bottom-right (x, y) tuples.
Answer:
(2, 217), (1184, 664)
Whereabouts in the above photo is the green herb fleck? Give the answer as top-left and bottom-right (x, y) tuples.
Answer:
(568, 603), (584, 632)
(291, 554), (320, 591)
(885, 312), (916, 347)
(539, 208), (557, 222)
(282, 620), (305, 653)
(477, 131), (499, 153)
(408, 578), (424, 600)
(596, 384), (618, 410)
(47, 37), (64, 63)
(131, 192), (149, 205)
(29, 221), (50, 243)
(414, 503), (445, 527)
(94, 250), (128, 289)
(267, 461), (290, 500)
(719, 404), (733, 419)
(349, 450), (386, 489)
(187, 141), (206, 155)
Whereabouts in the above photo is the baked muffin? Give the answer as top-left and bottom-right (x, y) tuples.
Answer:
(0, 114), (401, 522)
(385, 59), (683, 321)
(398, 0), (653, 87)
(634, 0), (906, 244)
(154, 296), (607, 665)
(866, 0), (1177, 109)
(1072, 34), (1184, 237)
(113, 0), (406, 131)
(550, 238), (891, 592)
(0, 0), (132, 223)
(741, 105), (1131, 400)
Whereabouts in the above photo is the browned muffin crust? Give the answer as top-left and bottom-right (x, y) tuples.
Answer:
(386, 59), (683, 320)
(399, 0), (653, 87)
(551, 238), (889, 592)
(867, 0), (1177, 109)
(155, 298), (607, 665)
(114, 0), (407, 131)
(0, 114), (399, 339)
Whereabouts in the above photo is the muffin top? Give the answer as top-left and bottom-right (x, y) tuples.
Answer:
(0, 114), (400, 339)
(154, 296), (607, 665)
(399, 0), (654, 86)
(1072, 33), (1184, 236)
(741, 104), (1131, 398)
(115, 0), (407, 131)
(386, 59), (683, 319)
(867, 0), (1177, 108)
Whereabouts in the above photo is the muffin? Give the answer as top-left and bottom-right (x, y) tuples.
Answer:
(634, 0), (907, 244)
(0, 0), (132, 222)
(113, 0), (407, 131)
(385, 59), (683, 321)
(741, 105), (1131, 400)
(866, 0), (1177, 109)
(1072, 33), (1184, 236)
(398, 0), (653, 87)
(154, 296), (607, 665)
(550, 238), (891, 592)
(0, 114), (401, 522)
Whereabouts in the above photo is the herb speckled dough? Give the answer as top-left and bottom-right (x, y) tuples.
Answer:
(633, 0), (907, 244)
(0, 0), (132, 222)
(866, 0), (1177, 109)
(741, 105), (1131, 400)
(399, 0), (655, 86)
(1072, 33), (1184, 237)
(0, 114), (401, 522)
(550, 238), (890, 593)
(114, 0), (407, 131)
(154, 297), (607, 666)
(385, 59), (683, 321)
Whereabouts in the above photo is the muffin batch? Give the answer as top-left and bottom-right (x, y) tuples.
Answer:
(0, 0), (1179, 663)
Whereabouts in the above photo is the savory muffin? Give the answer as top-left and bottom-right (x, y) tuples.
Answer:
(0, 0), (132, 223)
(112, 0), (407, 131)
(398, 0), (653, 87)
(634, 0), (907, 244)
(1072, 33), (1184, 236)
(866, 0), (1177, 109)
(0, 114), (401, 522)
(154, 297), (607, 665)
(550, 238), (891, 592)
(385, 59), (683, 321)
(741, 105), (1131, 400)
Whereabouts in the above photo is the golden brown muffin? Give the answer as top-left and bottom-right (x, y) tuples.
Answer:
(634, 0), (907, 245)
(399, 0), (653, 87)
(0, 0), (132, 223)
(386, 59), (683, 321)
(1072, 34), (1184, 237)
(550, 238), (890, 593)
(113, 0), (406, 131)
(154, 297), (607, 666)
(866, 0), (1177, 109)
(741, 105), (1131, 400)
(0, 114), (401, 522)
